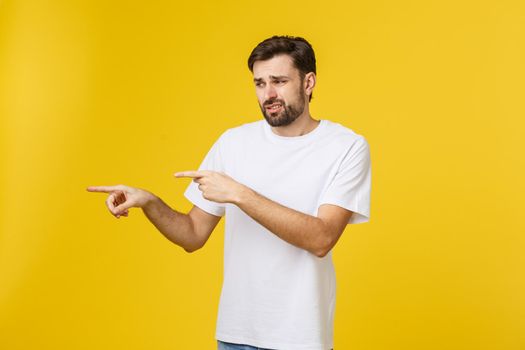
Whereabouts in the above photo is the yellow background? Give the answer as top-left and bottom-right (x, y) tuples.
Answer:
(1, 0), (524, 349)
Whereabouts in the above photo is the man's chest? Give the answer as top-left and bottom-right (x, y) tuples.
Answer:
(224, 141), (344, 213)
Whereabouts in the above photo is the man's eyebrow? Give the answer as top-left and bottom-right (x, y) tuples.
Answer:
(269, 75), (289, 80)
(253, 75), (290, 83)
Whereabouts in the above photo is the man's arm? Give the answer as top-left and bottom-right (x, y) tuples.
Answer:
(175, 171), (353, 257)
(234, 188), (352, 258)
(142, 196), (221, 252)
(86, 185), (221, 252)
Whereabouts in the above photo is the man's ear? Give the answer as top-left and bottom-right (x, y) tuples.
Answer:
(304, 72), (316, 99)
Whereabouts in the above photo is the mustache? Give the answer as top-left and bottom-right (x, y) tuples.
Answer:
(263, 98), (285, 107)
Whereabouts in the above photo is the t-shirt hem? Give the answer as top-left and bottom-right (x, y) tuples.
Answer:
(216, 332), (332, 350)
(318, 200), (370, 224)
(183, 188), (224, 217)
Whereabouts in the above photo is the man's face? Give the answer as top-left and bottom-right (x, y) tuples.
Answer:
(252, 55), (306, 127)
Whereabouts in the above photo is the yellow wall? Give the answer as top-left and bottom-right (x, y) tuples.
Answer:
(1, 1), (524, 349)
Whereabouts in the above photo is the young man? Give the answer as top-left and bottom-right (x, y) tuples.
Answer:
(88, 36), (371, 350)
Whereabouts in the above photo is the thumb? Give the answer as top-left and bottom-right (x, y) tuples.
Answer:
(114, 201), (134, 215)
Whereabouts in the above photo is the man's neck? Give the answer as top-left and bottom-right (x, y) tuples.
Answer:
(270, 113), (320, 137)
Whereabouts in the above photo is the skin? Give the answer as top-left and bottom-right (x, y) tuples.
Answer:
(87, 54), (354, 257)
(255, 55), (306, 128)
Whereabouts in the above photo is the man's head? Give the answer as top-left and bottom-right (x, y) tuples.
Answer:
(248, 36), (317, 127)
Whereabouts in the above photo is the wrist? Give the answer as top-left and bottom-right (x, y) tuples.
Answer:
(232, 184), (253, 206)
(141, 190), (158, 210)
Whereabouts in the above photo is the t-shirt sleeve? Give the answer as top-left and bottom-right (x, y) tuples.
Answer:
(183, 132), (227, 217)
(318, 136), (371, 224)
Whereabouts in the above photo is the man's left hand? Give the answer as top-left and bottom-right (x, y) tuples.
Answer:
(174, 170), (247, 204)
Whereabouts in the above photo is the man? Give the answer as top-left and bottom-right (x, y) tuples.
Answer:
(87, 35), (371, 350)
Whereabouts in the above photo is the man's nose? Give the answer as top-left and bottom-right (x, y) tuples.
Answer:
(264, 85), (278, 100)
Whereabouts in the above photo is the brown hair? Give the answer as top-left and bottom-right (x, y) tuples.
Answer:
(248, 35), (316, 101)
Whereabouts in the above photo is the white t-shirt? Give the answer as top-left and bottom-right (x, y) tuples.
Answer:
(184, 119), (371, 350)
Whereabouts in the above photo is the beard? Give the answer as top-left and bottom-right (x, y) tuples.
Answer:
(260, 93), (306, 127)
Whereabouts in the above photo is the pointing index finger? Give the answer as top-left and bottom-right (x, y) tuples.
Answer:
(86, 185), (120, 193)
(174, 170), (204, 178)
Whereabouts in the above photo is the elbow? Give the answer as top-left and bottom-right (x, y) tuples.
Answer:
(312, 220), (342, 258)
(183, 245), (200, 253)
(314, 245), (331, 258)
(315, 251), (328, 258)
(183, 240), (204, 253)
(183, 216), (206, 253)
(313, 233), (335, 258)
(312, 219), (345, 258)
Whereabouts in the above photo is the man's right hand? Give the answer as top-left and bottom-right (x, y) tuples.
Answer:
(86, 185), (155, 218)
(87, 184), (221, 252)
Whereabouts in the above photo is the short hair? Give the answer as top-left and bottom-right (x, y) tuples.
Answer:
(248, 35), (316, 101)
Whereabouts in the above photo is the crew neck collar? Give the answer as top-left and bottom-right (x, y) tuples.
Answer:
(263, 119), (326, 144)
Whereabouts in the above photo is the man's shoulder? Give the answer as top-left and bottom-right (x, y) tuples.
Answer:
(220, 119), (264, 140)
(322, 119), (367, 146)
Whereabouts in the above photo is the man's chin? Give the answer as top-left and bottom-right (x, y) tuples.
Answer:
(264, 114), (289, 127)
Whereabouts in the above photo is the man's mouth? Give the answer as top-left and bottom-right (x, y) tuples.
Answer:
(265, 103), (283, 113)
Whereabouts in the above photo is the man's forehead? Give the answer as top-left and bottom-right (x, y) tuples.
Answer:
(252, 55), (299, 79)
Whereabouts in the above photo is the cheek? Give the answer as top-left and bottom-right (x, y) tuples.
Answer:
(282, 88), (297, 103)
(255, 90), (265, 104)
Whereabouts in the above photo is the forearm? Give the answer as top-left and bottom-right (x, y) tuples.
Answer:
(141, 194), (198, 252)
(234, 188), (330, 257)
